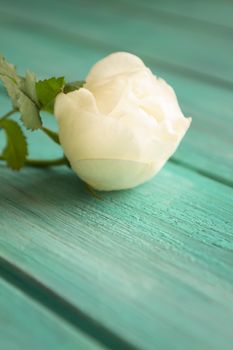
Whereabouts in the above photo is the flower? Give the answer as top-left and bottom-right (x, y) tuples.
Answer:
(55, 52), (191, 191)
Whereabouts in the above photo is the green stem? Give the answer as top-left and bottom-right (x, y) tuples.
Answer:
(0, 110), (60, 145)
(0, 156), (69, 168)
(0, 108), (18, 120)
(41, 126), (60, 144)
(85, 183), (102, 200)
(25, 157), (69, 167)
(0, 110), (66, 168)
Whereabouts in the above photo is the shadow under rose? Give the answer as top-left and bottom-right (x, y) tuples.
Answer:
(0, 165), (141, 245)
(0, 165), (135, 213)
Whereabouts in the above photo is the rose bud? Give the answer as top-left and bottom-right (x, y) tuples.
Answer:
(55, 52), (191, 191)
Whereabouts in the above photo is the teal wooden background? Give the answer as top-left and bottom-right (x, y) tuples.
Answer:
(0, 0), (233, 349)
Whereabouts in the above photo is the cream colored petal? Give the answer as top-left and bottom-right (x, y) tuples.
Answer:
(72, 159), (159, 191)
(157, 78), (178, 101)
(55, 52), (191, 191)
(56, 86), (190, 168)
(155, 78), (186, 120)
(54, 89), (100, 121)
(55, 86), (157, 164)
(86, 52), (145, 86)
(59, 115), (143, 164)
(87, 76), (126, 114)
(130, 68), (159, 98)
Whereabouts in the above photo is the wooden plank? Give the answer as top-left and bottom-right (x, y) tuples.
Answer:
(124, 0), (233, 29)
(0, 278), (104, 350)
(0, 164), (233, 350)
(1, 0), (233, 86)
(0, 21), (232, 184)
(0, 2), (232, 349)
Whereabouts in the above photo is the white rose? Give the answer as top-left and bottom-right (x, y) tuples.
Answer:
(55, 52), (191, 191)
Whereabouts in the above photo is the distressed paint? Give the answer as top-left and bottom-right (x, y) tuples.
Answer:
(0, 0), (233, 349)
(0, 164), (233, 350)
(0, 279), (104, 350)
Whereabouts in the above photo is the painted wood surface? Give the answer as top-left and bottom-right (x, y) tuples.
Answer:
(1, 0), (233, 85)
(125, 0), (233, 28)
(1, 164), (233, 350)
(0, 0), (233, 183)
(0, 278), (103, 350)
(0, 0), (233, 349)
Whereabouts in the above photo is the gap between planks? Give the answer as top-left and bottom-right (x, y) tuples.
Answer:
(109, 0), (233, 32)
(0, 256), (139, 350)
(0, 10), (233, 91)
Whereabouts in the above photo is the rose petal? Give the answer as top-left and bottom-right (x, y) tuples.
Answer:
(72, 159), (159, 191)
(86, 52), (145, 86)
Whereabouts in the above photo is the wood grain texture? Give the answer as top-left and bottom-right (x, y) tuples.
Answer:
(124, 0), (233, 29)
(0, 0), (233, 349)
(1, 0), (233, 86)
(0, 10), (232, 184)
(0, 164), (233, 350)
(0, 279), (103, 350)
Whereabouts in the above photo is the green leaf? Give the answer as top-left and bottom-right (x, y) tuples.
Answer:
(21, 70), (39, 105)
(0, 119), (28, 170)
(0, 55), (20, 85)
(18, 93), (42, 130)
(36, 77), (65, 113)
(0, 56), (42, 130)
(19, 70), (42, 129)
(0, 55), (21, 107)
(63, 80), (85, 93)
